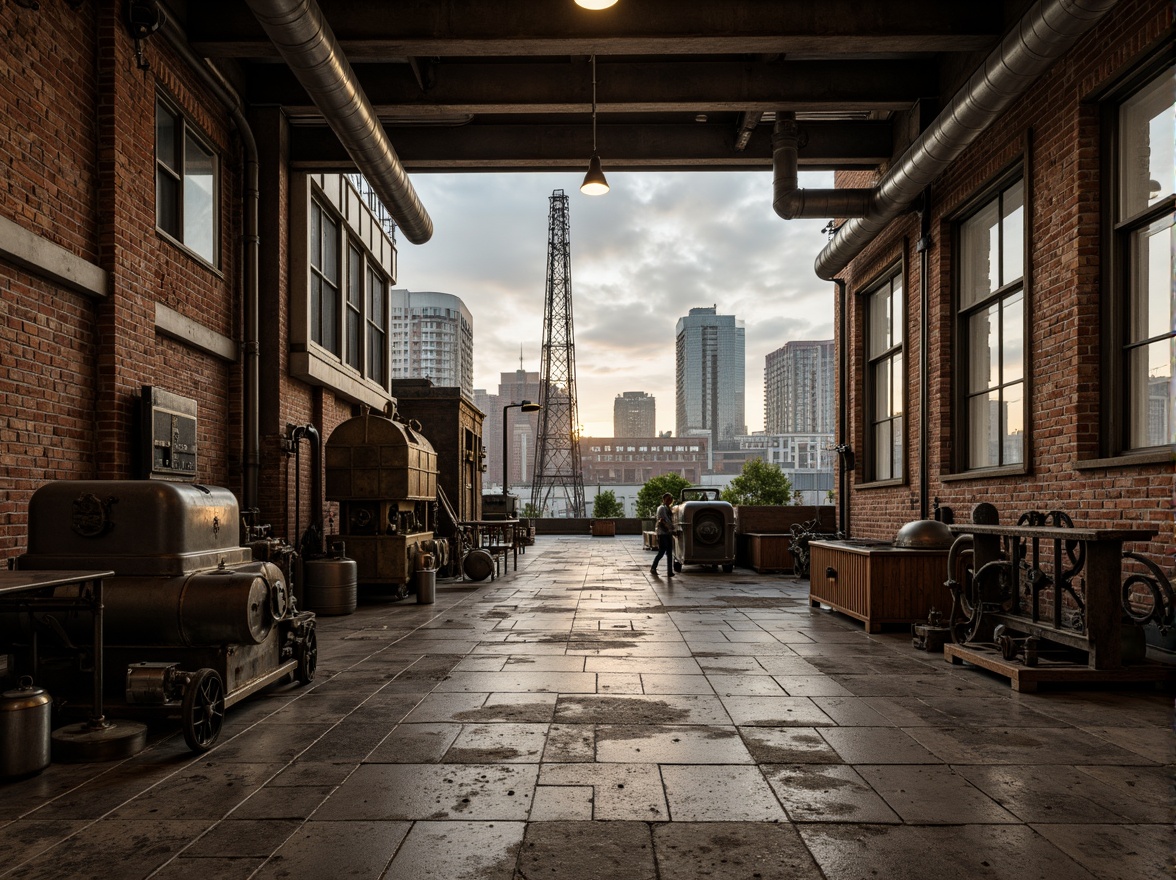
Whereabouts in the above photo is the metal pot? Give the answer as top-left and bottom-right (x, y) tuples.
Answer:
(0, 676), (52, 778)
(893, 519), (955, 550)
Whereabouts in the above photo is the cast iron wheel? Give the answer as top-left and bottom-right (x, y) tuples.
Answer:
(296, 626), (318, 685)
(181, 668), (225, 753)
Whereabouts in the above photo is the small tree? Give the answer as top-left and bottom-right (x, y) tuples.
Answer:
(720, 459), (793, 506)
(521, 502), (542, 519)
(636, 473), (692, 518)
(592, 490), (625, 518)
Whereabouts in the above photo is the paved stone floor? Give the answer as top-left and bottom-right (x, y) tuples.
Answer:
(0, 536), (1171, 879)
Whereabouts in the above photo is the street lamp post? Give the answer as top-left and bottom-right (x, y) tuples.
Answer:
(503, 399), (541, 515)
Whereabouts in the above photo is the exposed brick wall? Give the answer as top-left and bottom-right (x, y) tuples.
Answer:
(837, 0), (1174, 575)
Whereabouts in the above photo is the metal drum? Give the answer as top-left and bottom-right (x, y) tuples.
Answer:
(0, 677), (52, 779)
(462, 548), (495, 582)
(304, 557), (358, 616)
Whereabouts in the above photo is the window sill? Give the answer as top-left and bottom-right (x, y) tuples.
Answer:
(940, 465), (1029, 482)
(854, 478), (906, 490)
(156, 229), (223, 278)
(290, 347), (391, 410)
(1075, 450), (1174, 470)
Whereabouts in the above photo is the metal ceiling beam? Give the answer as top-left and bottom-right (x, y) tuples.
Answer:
(288, 121), (892, 171)
(186, 0), (1004, 58)
(249, 60), (935, 116)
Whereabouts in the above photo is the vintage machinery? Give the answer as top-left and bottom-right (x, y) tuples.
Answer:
(325, 409), (439, 600)
(672, 487), (737, 573)
(5, 481), (316, 753)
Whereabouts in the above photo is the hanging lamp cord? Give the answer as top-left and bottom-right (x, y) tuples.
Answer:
(591, 54), (598, 153)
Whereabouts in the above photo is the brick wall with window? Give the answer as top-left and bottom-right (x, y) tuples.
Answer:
(836, 0), (1173, 577)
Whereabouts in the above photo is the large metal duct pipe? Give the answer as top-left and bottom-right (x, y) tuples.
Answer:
(772, 113), (873, 220)
(243, 0), (433, 245)
(812, 0), (1118, 280)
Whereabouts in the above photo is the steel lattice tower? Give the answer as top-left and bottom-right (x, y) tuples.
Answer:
(531, 190), (585, 517)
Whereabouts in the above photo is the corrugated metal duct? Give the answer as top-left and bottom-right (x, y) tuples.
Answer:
(244, 0), (434, 245)
(771, 0), (1119, 280)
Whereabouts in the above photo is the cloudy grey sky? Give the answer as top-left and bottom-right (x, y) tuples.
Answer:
(397, 169), (836, 437)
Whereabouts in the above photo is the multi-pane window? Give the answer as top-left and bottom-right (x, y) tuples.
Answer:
(346, 244), (363, 371)
(155, 97), (219, 265)
(308, 197), (390, 387)
(866, 270), (903, 481)
(959, 178), (1025, 469)
(310, 201), (340, 355)
(366, 267), (387, 385)
(1114, 65), (1174, 451)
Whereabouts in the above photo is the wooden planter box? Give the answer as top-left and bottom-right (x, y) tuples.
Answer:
(808, 539), (950, 633)
(591, 520), (616, 537)
(745, 533), (795, 573)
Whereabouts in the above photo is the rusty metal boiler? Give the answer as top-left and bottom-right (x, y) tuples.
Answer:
(325, 409), (439, 600)
(6, 481), (317, 753)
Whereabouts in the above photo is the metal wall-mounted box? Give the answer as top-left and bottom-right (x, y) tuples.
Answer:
(140, 386), (197, 480)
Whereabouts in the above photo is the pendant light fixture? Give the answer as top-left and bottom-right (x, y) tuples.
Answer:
(580, 55), (610, 196)
(575, 0), (618, 9)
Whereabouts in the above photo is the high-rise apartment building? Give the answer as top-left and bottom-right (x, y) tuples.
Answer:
(613, 391), (656, 438)
(389, 290), (474, 399)
(476, 368), (541, 490)
(765, 340), (836, 434)
(675, 307), (746, 448)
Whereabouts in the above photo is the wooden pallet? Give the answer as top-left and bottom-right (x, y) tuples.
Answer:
(944, 642), (1176, 693)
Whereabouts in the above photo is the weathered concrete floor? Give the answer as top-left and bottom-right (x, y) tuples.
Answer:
(0, 536), (1171, 879)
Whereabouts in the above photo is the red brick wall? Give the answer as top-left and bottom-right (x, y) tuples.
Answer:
(837, 0), (1174, 574)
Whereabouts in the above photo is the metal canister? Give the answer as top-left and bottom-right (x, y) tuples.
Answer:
(0, 677), (52, 778)
(303, 556), (358, 616)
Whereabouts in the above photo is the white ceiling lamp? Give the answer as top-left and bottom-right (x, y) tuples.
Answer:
(580, 55), (610, 196)
(575, 0), (618, 9)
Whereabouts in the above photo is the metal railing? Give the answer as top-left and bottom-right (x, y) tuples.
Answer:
(346, 174), (397, 243)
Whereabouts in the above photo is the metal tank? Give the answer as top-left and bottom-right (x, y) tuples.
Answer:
(671, 487), (738, 573)
(325, 410), (439, 600)
(6, 480), (317, 753)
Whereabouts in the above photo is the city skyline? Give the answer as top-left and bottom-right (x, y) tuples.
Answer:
(396, 170), (836, 437)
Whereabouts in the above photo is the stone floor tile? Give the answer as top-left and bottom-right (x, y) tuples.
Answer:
(763, 764), (901, 823)
(908, 726), (1153, 765)
(799, 823), (1098, 880)
(555, 693), (732, 725)
(433, 670), (597, 693)
(584, 657), (703, 674)
(268, 762), (355, 788)
(1078, 726), (1175, 764)
(502, 655), (587, 672)
(661, 764), (786, 821)
(955, 764), (1160, 823)
(705, 673), (786, 696)
(231, 784), (335, 820)
(184, 818), (302, 857)
(818, 726), (942, 764)
(443, 723), (549, 763)
(208, 722), (334, 764)
(694, 655), (765, 673)
(1072, 764), (1174, 822)
(857, 764), (1020, 824)
(719, 695), (835, 727)
(0, 819), (211, 880)
(385, 820), (525, 879)
(773, 675), (854, 697)
(597, 672), (644, 693)
(150, 856), (265, 879)
(595, 724), (753, 764)
(738, 727), (843, 764)
(538, 764), (668, 820)
(253, 820), (410, 880)
(640, 673), (715, 694)
(516, 821), (656, 880)
(365, 722), (462, 763)
(529, 785), (594, 820)
(0, 819), (90, 867)
(1031, 823), (1171, 880)
(542, 724), (596, 763)
(315, 763), (536, 821)
(652, 821), (824, 879)
(809, 695), (901, 726)
(112, 763), (286, 820)
(452, 656), (508, 671)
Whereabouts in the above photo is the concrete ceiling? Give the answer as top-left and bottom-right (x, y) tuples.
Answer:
(181, 0), (1020, 173)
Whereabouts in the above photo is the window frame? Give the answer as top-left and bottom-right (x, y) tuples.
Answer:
(950, 162), (1032, 477)
(861, 260), (907, 486)
(1098, 52), (1175, 460)
(154, 93), (221, 268)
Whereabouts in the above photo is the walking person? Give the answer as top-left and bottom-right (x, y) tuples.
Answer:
(650, 492), (675, 577)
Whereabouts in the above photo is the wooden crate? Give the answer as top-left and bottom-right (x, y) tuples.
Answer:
(808, 540), (950, 633)
(745, 533), (795, 573)
(591, 519), (616, 537)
